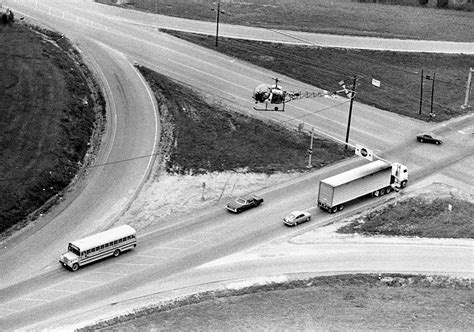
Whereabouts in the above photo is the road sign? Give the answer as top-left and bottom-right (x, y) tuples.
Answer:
(355, 144), (373, 161)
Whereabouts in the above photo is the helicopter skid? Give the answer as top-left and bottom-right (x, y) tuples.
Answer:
(253, 105), (285, 112)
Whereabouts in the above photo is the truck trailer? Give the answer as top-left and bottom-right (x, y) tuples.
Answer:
(318, 160), (408, 213)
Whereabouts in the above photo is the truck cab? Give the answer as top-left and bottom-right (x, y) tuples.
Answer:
(391, 162), (408, 188)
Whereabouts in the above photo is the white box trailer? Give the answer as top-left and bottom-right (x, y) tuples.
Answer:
(318, 160), (408, 213)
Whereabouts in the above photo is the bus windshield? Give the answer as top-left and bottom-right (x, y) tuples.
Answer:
(68, 243), (80, 256)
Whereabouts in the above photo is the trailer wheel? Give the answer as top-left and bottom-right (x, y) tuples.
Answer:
(385, 186), (391, 194)
(373, 190), (380, 197)
(338, 204), (344, 211)
(380, 188), (386, 196)
(331, 207), (338, 213)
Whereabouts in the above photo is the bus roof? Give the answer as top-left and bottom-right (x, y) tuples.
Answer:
(70, 225), (136, 251)
(322, 160), (391, 187)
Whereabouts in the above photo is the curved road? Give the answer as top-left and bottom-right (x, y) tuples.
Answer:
(0, 0), (473, 329)
(0, 6), (160, 286)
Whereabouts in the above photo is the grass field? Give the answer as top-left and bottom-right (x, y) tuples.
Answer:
(98, 0), (474, 42)
(163, 30), (473, 122)
(84, 274), (473, 331)
(138, 66), (353, 174)
(338, 196), (474, 238)
(0, 24), (104, 235)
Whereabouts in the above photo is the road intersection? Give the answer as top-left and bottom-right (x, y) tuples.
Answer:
(0, 0), (473, 329)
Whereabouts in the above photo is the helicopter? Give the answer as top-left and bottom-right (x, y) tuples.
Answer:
(252, 77), (351, 111)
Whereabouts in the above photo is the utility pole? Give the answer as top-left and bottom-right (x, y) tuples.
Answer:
(429, 72), (436, 118)
(419, 69), (423, 115)
(215, 1), (220, 47)
(307, 127), (314, 168)
(345, 76), (358, 150)
(461, 67), (473, 109)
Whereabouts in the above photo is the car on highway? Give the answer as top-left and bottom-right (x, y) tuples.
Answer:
(416, 132), (442, 145)
(283, 210), (312, 226)
(226, 194), (264, 213)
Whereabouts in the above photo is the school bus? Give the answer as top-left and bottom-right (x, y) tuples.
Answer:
(59, 225), (137, 271)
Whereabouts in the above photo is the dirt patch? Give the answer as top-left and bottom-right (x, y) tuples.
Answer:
(121, 171), (301, 229)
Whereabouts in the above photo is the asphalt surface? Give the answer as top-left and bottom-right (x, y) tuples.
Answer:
(0, 0), (473, 329)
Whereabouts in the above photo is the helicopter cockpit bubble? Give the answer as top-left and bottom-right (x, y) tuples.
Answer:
(253, 84), (272, 103)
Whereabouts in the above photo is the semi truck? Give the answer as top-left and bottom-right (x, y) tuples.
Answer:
(318, 160), (408, 213)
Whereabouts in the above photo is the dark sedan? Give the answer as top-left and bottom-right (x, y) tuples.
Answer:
(416, 132), (442, 145)
(226, 194), (264, 213)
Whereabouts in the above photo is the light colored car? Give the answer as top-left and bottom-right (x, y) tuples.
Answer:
(283, 210), (311, 226)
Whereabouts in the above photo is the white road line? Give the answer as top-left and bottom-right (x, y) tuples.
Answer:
(114, 262), (151, 266)
(94, 271), (128, 276)
(130, 58), (160, 196)
(135, 254), (168, 259)
(91, 271), (127, 276)
(44, 289), (76, 294)
(17, 297), (49, 303)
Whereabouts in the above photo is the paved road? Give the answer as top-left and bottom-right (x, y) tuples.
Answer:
(37, 0), (474, 53)
(0, 0), (473, 329)
(0, 6), (160, 286)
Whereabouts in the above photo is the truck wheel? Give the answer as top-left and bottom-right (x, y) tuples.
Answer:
(401, 180), (407, 188)
(71, 263), (79, 272)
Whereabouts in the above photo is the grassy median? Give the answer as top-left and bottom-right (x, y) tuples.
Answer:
(162, 30), (473, 122)
(0, 24), (105, 235)
(137, 66), (353, 174)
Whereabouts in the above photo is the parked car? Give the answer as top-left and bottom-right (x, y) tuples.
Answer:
(283, 210), (311, 226)
(416, 132), (442, 145)
(226, 194), (264, 213)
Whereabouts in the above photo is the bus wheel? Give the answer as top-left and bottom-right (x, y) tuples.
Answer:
(113, 249), (121, 257)
(71, 263), (79, 272)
